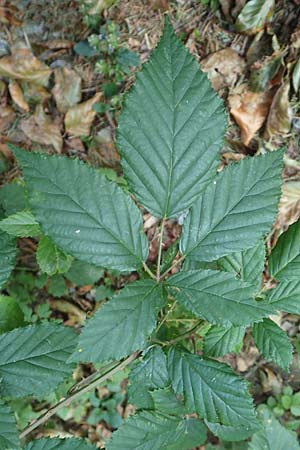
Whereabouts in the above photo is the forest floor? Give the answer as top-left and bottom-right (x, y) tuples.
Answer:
(1, 0), (300, 448)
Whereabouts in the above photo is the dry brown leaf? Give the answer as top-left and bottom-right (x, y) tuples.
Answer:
(0, 5), (22, 26)
(52, 67), (82, 114)
(266, 82), (292, 138)
(229, 86), (273, 145)
(0, 48), (51, 86)
(201, 48), (246, 91)
(8, 81), (29, 112)
(64, 92), (102, 137)
(20, 105), (63, 153)
(0, 105), (15, 132)
(25, 83), (51, 104)
(49, 299), (86, 326)
(42, 40), (73, 50)
(276, 181), (300, 229)
(83, 0), (117, 14)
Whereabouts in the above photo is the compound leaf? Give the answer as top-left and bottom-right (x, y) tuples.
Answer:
(252, 318), (292, 371)
(0, 323), (77, 398)
(268, 280), (300, 314)
(71, 280), (165, 363)
(0, 210), (41, 237)
(37, 236), (73, 275)
(167, 270), (273, 326)
(0, 401), (19, 449)
(24, 437), (97, 450)
(180, 151), (283, 262)
(203, 325), (245, 357)
(268, 221), (300, 281)
(106, 410), (207, 450)
(0, 230), (17, 289)
(13, 148), (148, 272)
(117, 17), (226, 219)
(168, 346), (258, 429)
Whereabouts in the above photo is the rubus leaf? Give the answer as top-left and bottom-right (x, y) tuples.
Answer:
(106, 410), (207, 450)
(268, 220), (300, 281)
(0, 400), (19, 449)
(37, 236), (73, 276)
(117, 17), (226, 219)
(180, 151), (283, 262)
(203, 325), (245, 357)
(0, 323), (77, 398)
(252, 318), (293, 371)
(168, 346), (258, 429)
(65, 260), (103, 286)
(0, 210), (40, 237)
(150, 386), (186, 416)
(24, 437), (97, 449)
(218, 240), (265, 288)
(205, 421), (256, 442)
(0, 295), (25, 333)
(129, 345), (169, 389)
(70, 280), (165, 363)
(235, 0), (275, 35)
(167, 270), (273, 326)
(0, 183), (28, 215)
(0, 230), (17, 289)
(268, 280), (300, 314)
(12, 147), (148, 272)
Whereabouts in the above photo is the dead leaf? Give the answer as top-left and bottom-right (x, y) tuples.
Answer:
(0, 48), (51, 86)
(42, 40), (73, 50)
(24, 83), (51, 104)
(0, 105), (15, 133)
(49, 299), (86, 325)
(201, 48), (246, 91)
(0, 5), (22, 26)
(8, 81), (29, 112)
(276, 181), (300, 229)
(64, 92), (102, 137)
(229, 85), (273, 145)
(52, 67), (82, 114)
(20, 105), (63, 153)
(83, 0), (117, 14)
(89, 126), (120, 167)
(266, 82), (292, 138)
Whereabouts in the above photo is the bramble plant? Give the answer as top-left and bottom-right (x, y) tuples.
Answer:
(1, 16), (300, 449)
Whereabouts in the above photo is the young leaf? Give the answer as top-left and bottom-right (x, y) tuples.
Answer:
(0, 401), (19, 449)
(129, 346), (169, 389)
(12, 148), (148, 272)
(268, 280), (300, 314)
(0, 230), (17, 289)
(180, 151), (283, 263)
(218, 240), (265, 288)
(0, 210), (41, 237)
(167, 270), (273, 326)
(117, 17), (227, 219)
(203, 325), (246, 357)
(37, 236), (73, 276)
(268, 221), (300, 281)
(71, 280), (165, 363)
(168, 346), (258, 428)
(235, 0), (275, 35)
(106, 410), (207, 450)
(24, 437), (98, 449)
(0, 323), (77, 398)
(252, 318), (293, 371)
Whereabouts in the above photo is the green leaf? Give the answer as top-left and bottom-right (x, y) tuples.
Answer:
(106, 410), (207, 450)
(0, 210), (41, 237)
(127, 383), (154, 410)
(0, 323), (76, 398)
(249, 406), (300, 450)
(0, 230), (17, 289)
(0, 401), (19, 449)
(268, 280), (300, 314)
(71, 280), (165, 363)
(12, 148), (148, 272)
(129, 346), (169, 389)
(180, 152), (283, 263)
(205, 421), (256, 442)
(167, 270), (273, 326)
(218, 240), (265, 289)
(37, 236), (73, 275)
(65, 260), (104, 286)
(24, 437), (97, 450)
(150, 386), (186, 416)
(117, 17), (226, 219)
(268, 221), (300, 281)
(168, 346), (258, 428)
(203, 325), (245, 357)
(0, 295), (24, 333)
(252, 318), (292, 371)
(0, 183), (28, 215)
(235, 0), (275, 35)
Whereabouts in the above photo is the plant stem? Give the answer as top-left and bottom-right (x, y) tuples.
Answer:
(156, 218), (166, 280)
(19, 352), (140, 441)
(67, 361), (116, 394)
(160, 253), (185, 279)
(142, 262), (156, 280)
(156, 300), (177, 333)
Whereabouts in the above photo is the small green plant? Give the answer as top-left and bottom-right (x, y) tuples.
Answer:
(1, 17), (300, 449)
